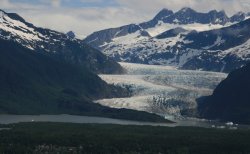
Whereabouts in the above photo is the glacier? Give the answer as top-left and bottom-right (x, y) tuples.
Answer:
(96, 62), (227, 120)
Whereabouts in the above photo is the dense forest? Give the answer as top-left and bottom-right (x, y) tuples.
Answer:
(0, 122), (250, 154)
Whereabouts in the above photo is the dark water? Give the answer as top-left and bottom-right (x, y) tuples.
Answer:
(0, 115), (249, 129)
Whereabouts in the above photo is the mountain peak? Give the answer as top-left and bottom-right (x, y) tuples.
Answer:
(0, 9), (6, 19)
(179, 7), (196, 13)
(0, 10), (29, 25)
(159, 8), (172, 12)
(230, 11), (246, 22)
(208, 10), (219, 13)
(218, 10), (227, 16)
(153, 8), (174, 20)
(67, 31), (76, 39)
(208, 9), (227, 16)
(7, 13), (27, 23)
(235, 11), (245, 16)
(0, 9), (6, 14)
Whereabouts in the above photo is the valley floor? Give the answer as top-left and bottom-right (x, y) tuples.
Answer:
(96, 62), (227, 119)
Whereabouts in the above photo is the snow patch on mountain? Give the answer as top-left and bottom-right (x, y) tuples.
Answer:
(219, 39), (250, 60)
(0, 13), (43, 42)
(146, 21), (229, 37)
(203, 36), (226, 49)
(0, 10), (79, 54)
(84, 8), (250, 73)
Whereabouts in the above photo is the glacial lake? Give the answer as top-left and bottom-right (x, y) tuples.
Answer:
(0, 114), (249, 130)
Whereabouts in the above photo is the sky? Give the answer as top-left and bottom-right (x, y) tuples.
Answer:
(1, 0), (250, 38)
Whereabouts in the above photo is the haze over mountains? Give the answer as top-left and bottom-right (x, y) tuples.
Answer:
(84, 8), (250, 72)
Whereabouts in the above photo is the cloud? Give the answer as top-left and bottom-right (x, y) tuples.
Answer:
(17, 7), (142, 38)
(1, 0), (250, 38)
(50, 0), (61, 7)
(115, 0), (250, 16)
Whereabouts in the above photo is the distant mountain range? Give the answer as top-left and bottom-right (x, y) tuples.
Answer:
(0, 9), (169, 122)
(84, 8), (250, 72)
(198, 62), (250, 124)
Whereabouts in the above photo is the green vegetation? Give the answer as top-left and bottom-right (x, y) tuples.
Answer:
(0, 122), (250, 153)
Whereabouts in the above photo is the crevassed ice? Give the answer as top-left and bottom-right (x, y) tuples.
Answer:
(96, 62), (227, 118)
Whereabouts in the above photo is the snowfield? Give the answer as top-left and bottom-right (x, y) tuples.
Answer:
(146, 22), (230, 37)
(96, 62), (227, 119)
(0, 11), (44, 43)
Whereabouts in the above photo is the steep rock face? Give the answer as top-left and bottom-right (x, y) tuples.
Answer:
(198, 63), (250, 124)
(0, 9), (123, 74)
(84, 8), (250, 73)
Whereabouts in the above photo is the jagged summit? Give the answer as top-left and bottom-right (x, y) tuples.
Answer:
(0, 9), (6, 14)
(218, 10), (226, 14)
(234, 11), (245, 16)
(153, 8), (173, 20)
(0, 9), (28, 24)
(86, 8), (246, 45)
(140, 8), (244, 29)
(178, 7), (196, 13)
(84, 7), (250, 73)
(66, 31), (76, 39)
(230, 11), (246, 22)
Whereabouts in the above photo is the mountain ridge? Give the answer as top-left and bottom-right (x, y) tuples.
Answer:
(84, 8), (250, 73)
(0, 9), (124, 74)
(85, 7), (248, 44)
